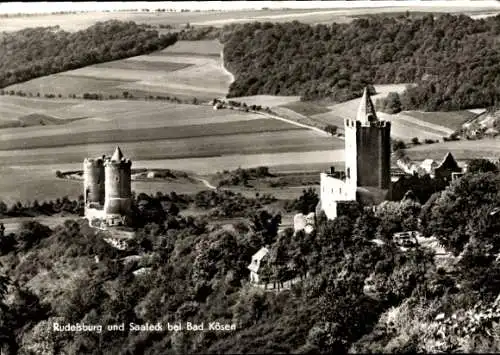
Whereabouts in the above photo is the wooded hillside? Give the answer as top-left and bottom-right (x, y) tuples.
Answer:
(222, 14), (500, 110)
(1, 168), (500, 353)
(0, 20), (178, 88)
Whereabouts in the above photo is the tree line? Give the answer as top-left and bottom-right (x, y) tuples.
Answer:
(0, 20), (178, 88)
(221, 14), (500, 111)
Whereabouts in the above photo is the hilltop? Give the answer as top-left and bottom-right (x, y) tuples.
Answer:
(223, 14), (500, 111)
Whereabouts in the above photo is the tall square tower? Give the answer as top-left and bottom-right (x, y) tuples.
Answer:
(344, 88), (391, 189)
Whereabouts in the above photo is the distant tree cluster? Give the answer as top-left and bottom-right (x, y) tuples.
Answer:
(222, 14), (500, 110)
(177, 26), (221, 41)
(194, 190), (276, 218)
(216, 166), (272, 187)
(0, 196), (84, 218)
(387, 174), (447, 204)
(0, 20), (178, 88)
(284, 188), (319, 215)
(376, 92), (402, 113)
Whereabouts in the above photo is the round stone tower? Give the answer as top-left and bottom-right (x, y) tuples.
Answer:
(83, 157), (105, 206)
(104, 146), (132, 216)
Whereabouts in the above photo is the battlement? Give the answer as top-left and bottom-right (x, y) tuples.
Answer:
(324, 166), (346, 181)
(104, 158), (132, 167)
(362, 120), (390, 128)
(83, 156), (105, 166)
(345, 119), (391, 128)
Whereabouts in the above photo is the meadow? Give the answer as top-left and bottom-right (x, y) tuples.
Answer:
(0, 119), (306, 150)
(402, 110), (477, 131)
(228, 95), (301, 108)
(0, 148), (343, 205)
(0, 93), (344, 204)
(307, 84), (459, 140)
(0, 165), (207, 206)
(404, 137), (500, 161)
(5, 40), (232, 101)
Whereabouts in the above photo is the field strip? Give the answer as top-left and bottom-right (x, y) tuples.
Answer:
(3, 149), (344, 179)
(229, 95), (300, 107)
(0, 111), (264, 139)
(125, 54), (218, 66)
(377, 112), (452, 137)
(122, 150), (346, 175)
(190, 9), (362, 26)
(155, 52), (221, 58)
(122, 80), (226, 94)
(56, 73), (136, 82)
(160, 40), (223, 56)
(59, 68), (170, 82)
(396, 112), (455, 135)
(254, 109), (330, 137)
(0, 118), (306, 148)
(93, 60), (193, 72)
(0, 96), (79, 109)
(0, 130), (340, 166)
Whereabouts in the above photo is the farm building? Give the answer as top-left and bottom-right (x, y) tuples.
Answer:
(420, 159), (438, 175)
(434, 152), (462, 181)
(395, 152), (463, 181)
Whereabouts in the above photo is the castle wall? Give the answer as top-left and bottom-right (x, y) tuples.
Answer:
(356, 122), (391, 189)
(85, 207), (107, 222)
(319, 173), (356, 220)
(344, 119), (358, 187)
(83, 159), (105, 205)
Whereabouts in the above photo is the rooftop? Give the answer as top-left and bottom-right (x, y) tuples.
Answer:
(111, 146), (124, 162)
(356, 87), (378, 125)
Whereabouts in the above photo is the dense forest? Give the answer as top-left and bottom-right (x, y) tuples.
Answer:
(0, 167), (500, 353)
(222, 14), (500, 110)
(0, 20), (177, 88)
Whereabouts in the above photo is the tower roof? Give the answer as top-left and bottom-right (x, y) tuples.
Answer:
(356, 87), (378, 125)
(111, 146), (124, 161)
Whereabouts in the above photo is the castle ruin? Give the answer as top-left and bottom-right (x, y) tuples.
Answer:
(83, 146), (132, 228)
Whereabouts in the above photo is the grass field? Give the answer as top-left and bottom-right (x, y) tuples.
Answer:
(0, 113), (86, 129)
(229, 95), (301, 108)
(280, 101), (332, 117)
(405, 137), (500, 161)
(0, 166), (207, 206)
(0, 118), (306, 150)
(92, 59), (193, 72)
(0, 92), (344, 204)
(5, 76), (132, 98)
(0, 148), (344, 205)
(308, 84), (459, 140)
(402, 110), (477, 131)
(5, 40), (232, 101)
(0, 99), (278, 139)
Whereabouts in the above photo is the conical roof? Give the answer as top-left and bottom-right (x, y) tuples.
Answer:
(437, 152), (457, 169)
(356, 87), (378, 125)
(111, 146), (124, 161)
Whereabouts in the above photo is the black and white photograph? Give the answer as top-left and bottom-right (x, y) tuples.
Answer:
(1, 0), (500, 353)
